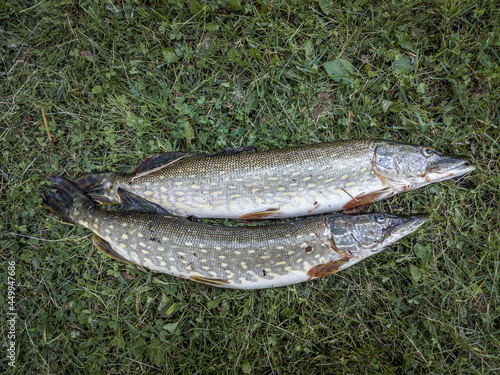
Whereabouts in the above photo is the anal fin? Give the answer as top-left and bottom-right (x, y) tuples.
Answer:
(117, 188), (174, 216)
(238, 208), (280, 223)
(92, 234), (132, 264)
(342, 188), (392, 213)
(190, 275), (229, 287)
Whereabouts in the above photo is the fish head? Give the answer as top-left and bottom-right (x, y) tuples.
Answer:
(331, 213), (429, 256)
(372, 141), (475, 191)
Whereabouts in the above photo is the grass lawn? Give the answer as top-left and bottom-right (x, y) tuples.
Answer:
(1, 0), (499, 373)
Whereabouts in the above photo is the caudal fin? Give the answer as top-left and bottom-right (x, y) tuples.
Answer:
(42, 175), (94, 225)
(73, 172), (121, 204)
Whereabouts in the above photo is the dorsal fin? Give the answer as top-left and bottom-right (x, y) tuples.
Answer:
(117, 188), (173, 215)
(207, 146), (257, 156)
(131, 152), (189, 173)
(92, 234), (132, 264)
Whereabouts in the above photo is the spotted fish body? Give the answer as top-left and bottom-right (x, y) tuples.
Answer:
(74, 140), (474, 220)
(43, 177), (428, 290)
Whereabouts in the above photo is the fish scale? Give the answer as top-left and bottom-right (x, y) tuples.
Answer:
(74, 139), (473, 220)
(98, 212), (333, 283)
(138, 140), (379, 218)
(43, 176), (429, 290)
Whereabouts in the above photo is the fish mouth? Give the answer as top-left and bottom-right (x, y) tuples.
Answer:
(386, 214), (429, 243)
(428, 156), (475, 177)
(395, 214), (429, 233)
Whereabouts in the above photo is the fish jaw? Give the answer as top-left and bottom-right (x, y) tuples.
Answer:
(397, 156), (475, 192)
(380, 213), (429, 247)
(424, 156), (475, 183)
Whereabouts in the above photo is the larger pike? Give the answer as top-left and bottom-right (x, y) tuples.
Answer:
(43, 176), (428, 290)
(74, 140), (474, 220)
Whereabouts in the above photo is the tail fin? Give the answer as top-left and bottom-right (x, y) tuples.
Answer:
(42, 175), (94, 225)
(73, 172), (121, 204)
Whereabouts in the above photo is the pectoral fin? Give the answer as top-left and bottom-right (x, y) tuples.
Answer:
(238, 208), (281, 223)
(342, 188), (392, 213)
(306, 257), (351, 279)
(92, 234), (132, 264)
(190, 275), (229, 287)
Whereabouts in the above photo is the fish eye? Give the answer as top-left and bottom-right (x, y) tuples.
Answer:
(421, 147), (434, 157)
(374, 213), (386, 224)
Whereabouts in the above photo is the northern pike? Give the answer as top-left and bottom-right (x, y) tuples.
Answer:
(43, 176), (428, 290)
(74, 140), (474, 220)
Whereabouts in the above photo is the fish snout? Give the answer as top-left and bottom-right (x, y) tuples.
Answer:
(386, 214), (429, 237)
(428, 155), (475, 175)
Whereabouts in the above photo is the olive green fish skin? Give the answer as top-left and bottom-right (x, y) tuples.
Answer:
(74, 139), (474, 220)
(43, 176), (428, 289)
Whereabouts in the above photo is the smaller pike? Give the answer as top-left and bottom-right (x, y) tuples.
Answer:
(43, 176), (428, 290)
(74, 140), (474, 220)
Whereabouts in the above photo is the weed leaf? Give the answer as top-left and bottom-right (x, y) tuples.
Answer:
(323, 58), (354, 82)
(318, 0), (334, 15)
